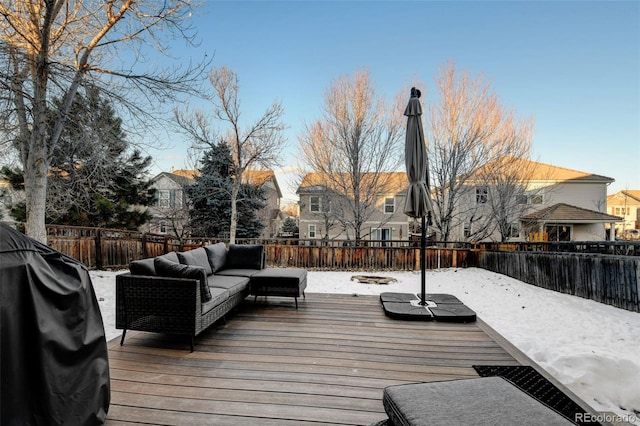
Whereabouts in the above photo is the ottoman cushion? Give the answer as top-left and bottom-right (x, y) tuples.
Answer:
(250, 268), (307, 297)
(383, 377), (574, 426)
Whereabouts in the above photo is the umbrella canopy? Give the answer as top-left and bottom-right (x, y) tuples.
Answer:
(403, 87), (432, 218)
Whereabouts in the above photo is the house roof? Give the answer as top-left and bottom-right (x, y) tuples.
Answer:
(608, 190), (640, 204)
(152, 171), (194, 186)
(467, 157), (614, 184)
(298, 172), (408, 195)
(521, 203), (623, 224)
(156, 169), (282, 197)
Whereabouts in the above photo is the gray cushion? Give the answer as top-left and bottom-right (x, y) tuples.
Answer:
(158, 251), (180, 263)
(207, 274), (250, 296)
(215, 268), (261, 278)
(154, 256), (212, 302)
(204, 243), (228, 273)
(224, 244), (264, 270)
(201, 287), (230, 315)
(178, 247), (213, 275)
(383, 377), (574, 426)
(129, 258), (156, 275)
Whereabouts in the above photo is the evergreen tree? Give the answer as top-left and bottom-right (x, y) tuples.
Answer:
(3, 87), (155, 229)
(187, 142), (265, 238)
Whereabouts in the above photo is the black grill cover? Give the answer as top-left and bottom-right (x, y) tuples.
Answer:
(1, 224), (110, 425)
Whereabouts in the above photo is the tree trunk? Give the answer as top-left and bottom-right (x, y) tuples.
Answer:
(24, 148), (49, 244)
(229, 182), (239, 244)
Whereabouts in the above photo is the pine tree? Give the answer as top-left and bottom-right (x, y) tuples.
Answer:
(187, 142), (265, 238)
(3, 87), (155, 229)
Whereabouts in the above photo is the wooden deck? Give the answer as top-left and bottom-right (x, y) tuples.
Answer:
(105, 293), (523, 425)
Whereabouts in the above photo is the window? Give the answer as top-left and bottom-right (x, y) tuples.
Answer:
(371, 228), (391, 247)
(508, 222), (520, 238)
(546, 225), (571, 242)
(463, 223), (471, 238)
(308, 224), (316, 238)
(518, 193), (543, 205)
(309, 196), (320, 212)
(476, 186), (488, 204)
(384, 197), (395, 214)
(159, 221), (167, 233)
(530, 194), (543, 204)
(157, 189), (177, 208)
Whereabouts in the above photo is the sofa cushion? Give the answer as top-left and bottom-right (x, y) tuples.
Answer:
(207, 274), (250, 297)
(201, 287), (230, 315)
(204, 243), (228, 273)
(178, 247), (213, 275)
(158, 251), (180, 264)
(154, 256), (212, 302)
(224, 244), (264, 270)
(129, 257), (156, 276)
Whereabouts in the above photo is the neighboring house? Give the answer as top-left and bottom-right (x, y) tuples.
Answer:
(243, 170), (285, 239)
(144, 171), (193, 237)
(297, 172), (410, 245)
(458, 159), (621, 242)
(145, 168), (284, 239)
(607, 190), (640, 236)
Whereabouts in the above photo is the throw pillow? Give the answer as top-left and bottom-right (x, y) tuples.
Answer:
(177, 247), (213, 275)
(157, 251), (180, 264)
(154, 256), (212, 302)
(129, 258), (156, 276)
(225, 244), (264, 270)
(204, 243), (228, 273)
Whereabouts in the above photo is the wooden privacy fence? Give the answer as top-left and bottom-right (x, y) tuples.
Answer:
(479, 250), (640, 312)
(45, 225), (477, 271)
(40, 225), (639, 312)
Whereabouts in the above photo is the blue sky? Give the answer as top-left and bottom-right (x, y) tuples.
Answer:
(150, 1), (639, 201)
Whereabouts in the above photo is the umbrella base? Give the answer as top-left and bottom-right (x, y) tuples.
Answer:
(380, 292), (476, 322)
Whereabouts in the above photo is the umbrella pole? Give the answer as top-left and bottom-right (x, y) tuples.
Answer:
(420, 215), (426, 305)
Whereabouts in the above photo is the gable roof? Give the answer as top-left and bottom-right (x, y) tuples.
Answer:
(155, 169), (281, 196)
(298, 172), (408, 195)
(152, 171), (194, 186)
(468, 157), (614, 184)
(521, 203), (623, 223)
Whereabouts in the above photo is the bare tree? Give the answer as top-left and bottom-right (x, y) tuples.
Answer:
(298, 69), (404, 242)
(0, 1), (209, 243)
(174, 66), (286, 243)
(427, 61), (534, 243)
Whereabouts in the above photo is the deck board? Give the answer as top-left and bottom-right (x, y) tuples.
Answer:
(105, 293), (521, 425)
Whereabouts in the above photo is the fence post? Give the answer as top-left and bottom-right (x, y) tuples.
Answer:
(95, 228), (103, 270)
(141, 232), (148, 259)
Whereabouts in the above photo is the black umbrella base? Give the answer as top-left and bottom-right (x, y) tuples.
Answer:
(380, 292), (477, 322)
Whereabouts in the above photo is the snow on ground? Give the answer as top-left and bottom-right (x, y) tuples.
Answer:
(91, 267), (640, 424)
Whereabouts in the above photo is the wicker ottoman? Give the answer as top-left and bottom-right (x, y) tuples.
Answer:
(383, 377), (575, 426)
(250, 268), (307, 308)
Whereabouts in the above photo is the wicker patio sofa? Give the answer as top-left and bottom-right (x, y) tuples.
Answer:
(116, 243), (306, 351)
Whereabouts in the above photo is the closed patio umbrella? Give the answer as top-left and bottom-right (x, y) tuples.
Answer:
(403, 87), (433, 306)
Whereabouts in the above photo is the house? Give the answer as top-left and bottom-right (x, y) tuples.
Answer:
(144, 171), (193, 237)
(458, 159), (622, 242)
(145, 168), (284, 239)
(607, 190), (640, 236)
(297, 172), (410, 244)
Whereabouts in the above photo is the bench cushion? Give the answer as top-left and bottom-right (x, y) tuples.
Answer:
(201, 287), (230, 315)
(383, 377), (574, 426)
(178, 247), (213, 275)
(204, 243), (228, 273)
(208, 274), (250, 297)
(224, 244), (264, 270)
